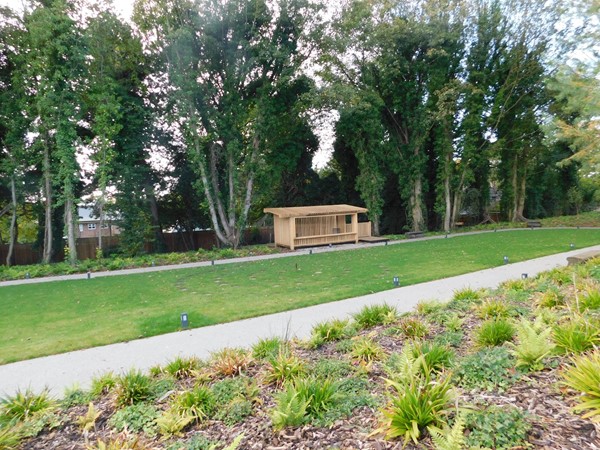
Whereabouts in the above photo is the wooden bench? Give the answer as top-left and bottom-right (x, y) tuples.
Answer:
(405, 231), (425, 239)
(567, 250), (600, 266)
(527, 221), (542, 228)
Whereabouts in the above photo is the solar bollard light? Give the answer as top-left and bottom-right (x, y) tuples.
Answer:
(25, 272), (30, 279)
(570, 243), (575, 249)
(521, 273), (528, 279)
(503, 256), (509, 264)
(309, 249), (312, 255)
(87, 271), (91, 280)
(211, 260), (215, 266)
(181, 312), (189, 329)
(151, 261), (155, 267)
(393, 276), (400, 287)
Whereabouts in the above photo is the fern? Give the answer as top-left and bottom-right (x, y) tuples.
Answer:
(508, 317), (555, 371)
(76, 403), (100, 432)
(429, 416), (466, 450)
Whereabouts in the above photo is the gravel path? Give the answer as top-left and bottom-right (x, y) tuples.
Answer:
(1, 242), (598, 398)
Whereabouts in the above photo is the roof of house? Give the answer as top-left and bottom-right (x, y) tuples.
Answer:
(263, 204), (368, 218)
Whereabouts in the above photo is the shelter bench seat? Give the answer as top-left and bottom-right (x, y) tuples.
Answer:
(567, 250), (600, 266)
(405, 231), (425, 239)
(527, 221), (542, 228)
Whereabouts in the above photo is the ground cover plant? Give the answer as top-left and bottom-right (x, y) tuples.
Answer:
(1, 229), (600, 364)
(5, 258), (600, 449)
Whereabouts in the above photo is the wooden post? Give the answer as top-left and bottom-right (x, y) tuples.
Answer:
(352, 213), (358, 244)
(290, 217), (296, 250)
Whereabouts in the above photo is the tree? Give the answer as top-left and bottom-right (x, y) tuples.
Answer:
(134, 0), (322, 248)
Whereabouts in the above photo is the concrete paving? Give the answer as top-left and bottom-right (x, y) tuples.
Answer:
(1, 243), (598, 398)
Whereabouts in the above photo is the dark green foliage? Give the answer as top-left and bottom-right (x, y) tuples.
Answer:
(434, 330), (464, 348)
(353, 304), (397, 329)
(309, 319), (356, 348)
(553, 318), (600, 354)
(107, 403), (159, 435)
(454, 347), (517, 392)
(163, 356), (202, 379)
(211, 377), (258, 425)
(114, 370), (153, 407)
(171, 386), (215, 422)
(312, 358), (355, 379)
(252, 337), (286, 360)
(474, 318), (515, 347)
(411, 341), (454, 373)
(0, 389), (56, 426)
(465, 406), (531, 449)
(61, 387), (94, 408)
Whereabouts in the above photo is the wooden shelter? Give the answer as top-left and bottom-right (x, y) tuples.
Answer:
(264, 204), (369, 250)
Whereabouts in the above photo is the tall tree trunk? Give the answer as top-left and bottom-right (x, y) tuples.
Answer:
(64, 194), (78, 264)
(6, 175), (17, 266)
(510, 157), (527, 222)
(97, 197), (104, 255)
(410, 176), (425, 232)
(515, 168), (527, 221)
(443, 164), (452, 232)
(146, 184), (166, 252)
(372, 216), (380, 237)
(42, 141), (53, 264)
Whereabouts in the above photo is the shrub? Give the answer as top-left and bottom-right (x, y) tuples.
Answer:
(0, 389), (57, 425)
(577, 288), (600, 312)
(108, 403), (159, 435)
(163, 356), (202, 379)
(309, 319), (355, 348)
(476, 299), (510, 319)
(353, 304), (398, 328)
(474, 318), (514, 347)
(0, 425), (21, 450)
(90, 372), (117, 398)
(553, 318), (600, 354)
(210, 348), (252, 377)
(266, 351), (306, 386)
(350, 337), (386, 365)
(411, 341), (454, 374)
(508, 318), (555, 371)
(171, 386), (215, 422)
(464, 406), (530, 449)
(378, 373), (455, 445)
(561, 350), (600, 420)
(251, 337), (286, 360)
(114, 370), (153, 407)
(397, 317), (429, 339)
(453, 347), (516, 392)
(62, 386), (94, 408)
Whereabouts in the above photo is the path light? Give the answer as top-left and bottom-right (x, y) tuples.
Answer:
(211, 260), (215, 266)
(385, 241), (388, 246)
(151, 261), (155, 267)
(329, 243), (332, 248)
(181, 312), (189, 329)
(503, 256), (509, 264)
(87, 271), (91, 280)
(309, 249), (312, 255)
(393, 276), (400, 287)
(570, 243), (575, 249)
(445, 233), (448, 238)
(25, 272), (30, 279)
(521, 273), (528, 279)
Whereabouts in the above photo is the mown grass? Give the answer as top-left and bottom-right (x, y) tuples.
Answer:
(1, 229), (599, 364)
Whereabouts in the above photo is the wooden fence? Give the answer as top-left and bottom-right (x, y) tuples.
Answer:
(0, 227), (275, 266)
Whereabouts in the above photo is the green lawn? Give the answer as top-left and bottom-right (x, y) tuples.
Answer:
(1, 229), (599, 364)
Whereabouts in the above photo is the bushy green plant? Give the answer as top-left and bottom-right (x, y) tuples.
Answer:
(108, 403), (159, 435)
(553, 318), (600, 354)
(271, 388), (309, 430)
(383, 345), (425, 384)
(429, 416), (466, 450)
(76, 403), (101, 432)
(447, 288), (481, 310)
(415, 300), (445, 316)
(378, 373), (455, 445)
(535, 287), (565, 308)
(266, 351), (306, 386)
(508, 317), (555, 371)
(114, 370), (153, 407)
(397, 317), (429, 339)
(577, 288), (600, 312)
(0, 425), (21, 450)
(353, 303), (398, 328)
(210, 348), (252, 377)
(251, 337), (286, 360)
(18, 411), (62, 438)
(474, 318), (515, 347)
(441, 313), (464, 332)
(163, 356), (202, 379)
(309, 319), (355, 348)
(90, 372), (117, 398)
(211, 377), (258, 425)
(156, 410), (194, 437)
(0, 389), (57, 425)
(411, 341), (454, 373)
(171, 386), (215, 422)
(561, 350), (600, 420)
(350, 336), (386, 364)
(476, 299), (510, 319)
(61, 385), (94, 408)
(464, 406), (530, 449)
(453, 347), (516, 392)
(292, 377), (340, 418)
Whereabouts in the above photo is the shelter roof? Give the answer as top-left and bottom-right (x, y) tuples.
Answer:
(264, 204), (368, 218)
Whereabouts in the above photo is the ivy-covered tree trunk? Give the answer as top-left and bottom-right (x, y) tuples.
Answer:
(6, 174), (17, 266)
(42, 140), (53, 264)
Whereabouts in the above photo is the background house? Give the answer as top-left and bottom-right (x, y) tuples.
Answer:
(77, 206), (120, 239)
